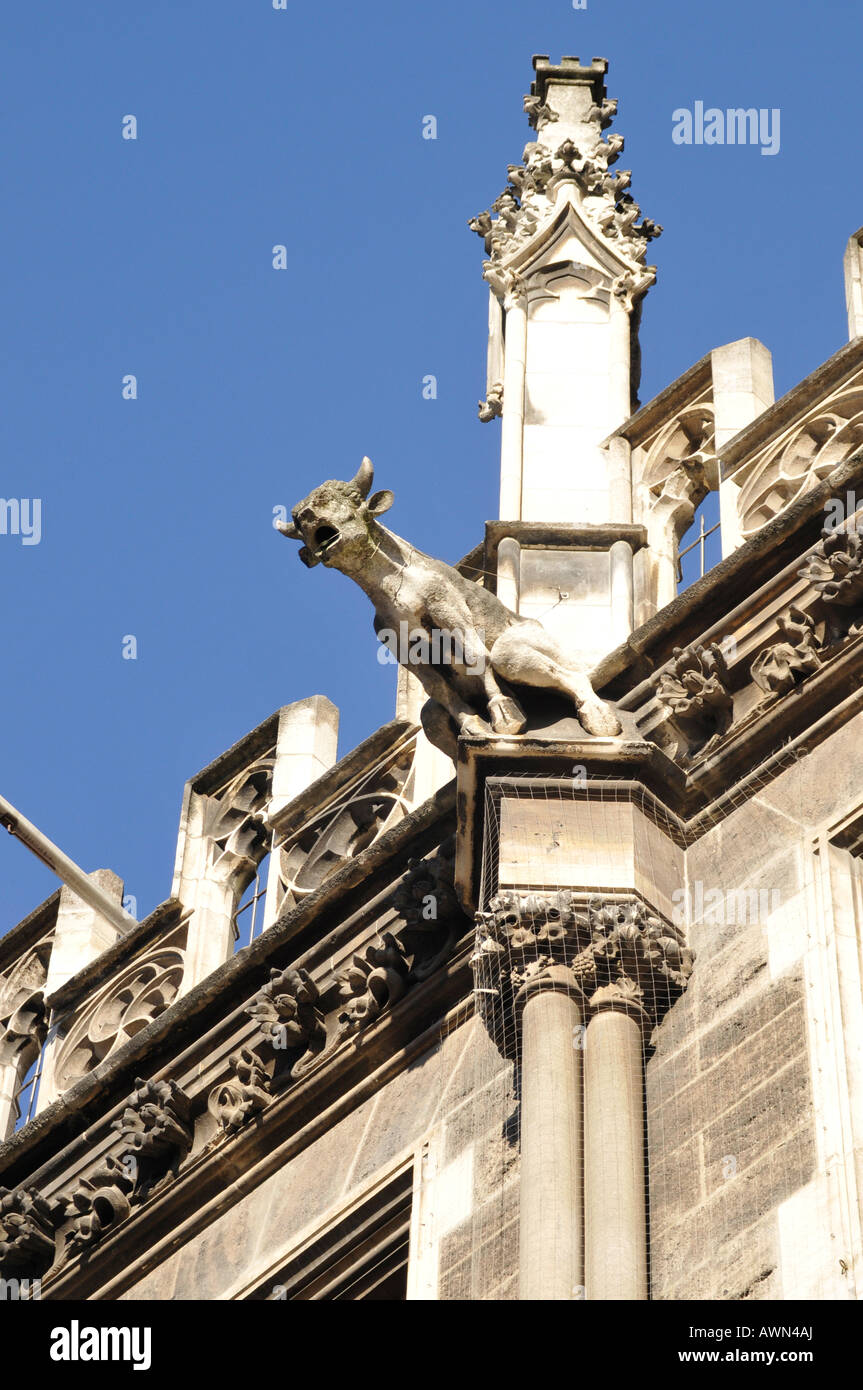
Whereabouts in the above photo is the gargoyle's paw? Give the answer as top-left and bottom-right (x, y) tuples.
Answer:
(459, 714), (493, 739)
(487, 694), (527, 735)
(578, 700), (622, 738)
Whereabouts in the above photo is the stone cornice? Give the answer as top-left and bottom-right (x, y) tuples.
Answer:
(483, 522), (647, 594)
(29, 938), (475, 1301)
(0, 780), (457, 1189)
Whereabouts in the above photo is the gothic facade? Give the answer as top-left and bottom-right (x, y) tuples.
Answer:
(3, 56), (863, 1302)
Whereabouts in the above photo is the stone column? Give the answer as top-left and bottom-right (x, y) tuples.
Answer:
(844, 228), (863, 342)
(497, 536), (521, 615)
(712, 338), (774, 559)
(499, 292), (527, 519)
(584, 982), (649, 1301)
(516, 966), (584, 1301)
(0, 1060), (18, 1139)
(609, 538), (634, 649)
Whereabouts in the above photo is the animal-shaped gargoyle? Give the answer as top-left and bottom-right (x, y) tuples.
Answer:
(277, 458), (621, 754)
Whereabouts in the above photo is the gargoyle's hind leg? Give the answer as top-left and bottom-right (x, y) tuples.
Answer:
(489, 624), (622, 737)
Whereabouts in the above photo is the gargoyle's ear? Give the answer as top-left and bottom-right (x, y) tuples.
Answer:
(367, 490), (394, 517)
(276, 519), (301, 539)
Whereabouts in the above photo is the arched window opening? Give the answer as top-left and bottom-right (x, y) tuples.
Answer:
(232, 852), (271, 953)
(677, 492), (721, 593)
(13, 1048), (44, 1133)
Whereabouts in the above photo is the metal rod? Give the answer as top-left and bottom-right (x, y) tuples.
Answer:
(0, 792), (137, 935)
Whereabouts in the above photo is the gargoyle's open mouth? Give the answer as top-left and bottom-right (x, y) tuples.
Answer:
(313, 525), (340, 554)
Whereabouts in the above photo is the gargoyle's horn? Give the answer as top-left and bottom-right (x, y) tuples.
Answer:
(276, 519), (301, 539)
(352, 456), (374, 499)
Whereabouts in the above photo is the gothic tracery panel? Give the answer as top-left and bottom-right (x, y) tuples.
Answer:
(737, 382), (863, 538)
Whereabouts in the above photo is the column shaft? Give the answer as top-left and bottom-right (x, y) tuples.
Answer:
(519, 984), (583, 1299)
(584, 1007), (648, 1300)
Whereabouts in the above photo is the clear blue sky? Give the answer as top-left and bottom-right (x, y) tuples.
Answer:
(1, 0), (859, 932)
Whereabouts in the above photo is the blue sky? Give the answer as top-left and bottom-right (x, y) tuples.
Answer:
(1, 0), (860, 932)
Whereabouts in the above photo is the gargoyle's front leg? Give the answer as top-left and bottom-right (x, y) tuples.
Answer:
(407, 656), (490, 738)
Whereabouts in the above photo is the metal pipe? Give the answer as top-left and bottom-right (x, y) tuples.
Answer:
(0, 793), (137, 936)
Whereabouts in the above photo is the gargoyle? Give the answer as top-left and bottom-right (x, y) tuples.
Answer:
(277, 458), (621, 755)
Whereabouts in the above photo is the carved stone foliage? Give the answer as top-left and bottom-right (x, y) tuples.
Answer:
(208, 1047), (272, 1135)
(523, 93), (559, 132)
(470, 85), (660, 299)
(337, 933), (411, 1035)
(654, 642), (734, 762)
(0, 1186), (58, 1280)
(392, 838), (465, 980)
(750, 607), (824, 697)
(799, 523), (863, 638)
(245, 966), (327, 1064)
(269, 735), (418, 920)
(737, 381), (863, 538)
(52, 923), (187, 1095)
(473, 893), (693, 1048)
(58, 1155), (135, 1260)
(241, 844), (464, 1087)
(111, 1077), (193, 1164)
(478, 381), (504, 423)
(335, 842), (465, 1035)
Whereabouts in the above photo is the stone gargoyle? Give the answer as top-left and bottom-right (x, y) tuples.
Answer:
(277, 457), (621, 755)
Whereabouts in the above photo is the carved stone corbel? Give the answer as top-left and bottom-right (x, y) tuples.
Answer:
(111, 1076), (194, 1184)
(0, 1186), (58, 1280)
(337, 933), (410, 1034)
(244, 966), (326, 1063)
(208, 1046), (272, 1135)
(653, 642), (734, 762)
(59, 1155), (135, 1260)
(799, 523), (863, 638)
(750, 607), (824, 697)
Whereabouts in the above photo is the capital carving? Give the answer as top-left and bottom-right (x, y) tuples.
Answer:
(474, 893), (693, 1051)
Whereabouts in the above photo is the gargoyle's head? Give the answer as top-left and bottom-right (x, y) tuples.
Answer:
(277, 457), (394, 570)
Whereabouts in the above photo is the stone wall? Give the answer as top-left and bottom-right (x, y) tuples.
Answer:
(120, 1013), (518, 1301)
(647, 712), (863, 1300)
